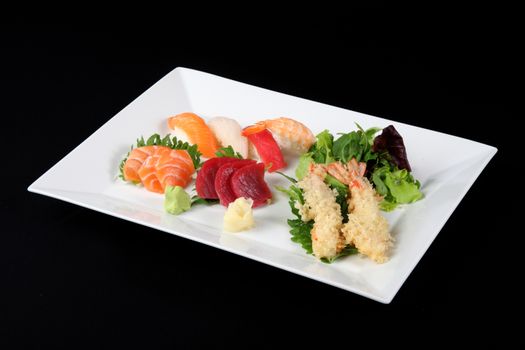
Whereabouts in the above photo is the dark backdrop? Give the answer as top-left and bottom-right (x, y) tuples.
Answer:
(1, 8), (520, 348)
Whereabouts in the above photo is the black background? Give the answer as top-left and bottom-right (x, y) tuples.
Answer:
(1, 7), (521, 348)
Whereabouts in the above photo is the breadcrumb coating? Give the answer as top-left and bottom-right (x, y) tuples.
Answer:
(297, 169), (343, 259)
(341, 178), (393, 263)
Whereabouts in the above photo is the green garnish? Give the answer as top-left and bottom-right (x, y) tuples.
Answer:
(332, 123), (381, 163)
(215, 145), (243, 159)
(371, 159), (423, 211)
(190, 195), (220, 206)
(308, 130), (334, 164)
(325, 174), (349, 223)
(295, 153), (313, 180)
(276, 183), (314, 255)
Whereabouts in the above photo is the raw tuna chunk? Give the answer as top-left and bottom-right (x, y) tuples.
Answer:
(231, 163), (272, 208)
(196, 157), (238, 199)
(215, 159), (257, 206)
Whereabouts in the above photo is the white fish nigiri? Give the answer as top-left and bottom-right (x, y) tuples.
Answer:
(208, 117), (249, 159)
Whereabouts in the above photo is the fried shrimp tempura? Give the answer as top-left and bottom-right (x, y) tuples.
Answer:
(327, 160), (393, 263)
(342, 178), (392, 263)
(297, 165), (343, 259)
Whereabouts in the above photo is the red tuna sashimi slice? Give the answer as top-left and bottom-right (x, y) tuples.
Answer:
(195, 157), (239, 199)
(231, 163), (272, 208)
(215, 159), (257, 207)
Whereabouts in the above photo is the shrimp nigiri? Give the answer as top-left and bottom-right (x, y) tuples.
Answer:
(251, 117), (315, 154)
(167, 113), (219, 158)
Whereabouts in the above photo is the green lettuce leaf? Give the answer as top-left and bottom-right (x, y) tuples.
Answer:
(276, 183), (314, 254)
(296, 153), (313, 180)
(309, 130), (334, 164)
(325, 174), (349, 223)
(215, 145), (243, 159)
(371, 161), (423, 211)
(332, 124), (381, 163)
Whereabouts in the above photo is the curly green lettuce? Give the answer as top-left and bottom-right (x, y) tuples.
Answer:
(371, 160), (423, 211)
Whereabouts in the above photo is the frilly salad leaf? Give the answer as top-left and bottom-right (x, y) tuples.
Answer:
(309, 130), (334, 164)
(276, 182), (314, 255)
(325, 174), (349, 223)
(373, 125), (412, 171)
(295, 153), (313, 180)
(332, 124), (381, 163)
(307, 125), (381, 167)
(371, 160), (423, 211)
(215, 145), (243, 159)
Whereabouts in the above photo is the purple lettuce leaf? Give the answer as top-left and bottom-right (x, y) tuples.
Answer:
(372, 125), (412, 171)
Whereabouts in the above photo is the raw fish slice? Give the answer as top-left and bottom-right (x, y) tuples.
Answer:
(231, 163), (272, 207)
(208, 117), (249, 159)
(195, 157), (239, 199)
(242, 126), (286, 172)
(215, 159), (257, 206)
(137, 155), (163, 193)
(123, 146), (196, 193)
(123, 145), (159, 182)
(167, 112), (219, 158)
(156, 149), (195, 189)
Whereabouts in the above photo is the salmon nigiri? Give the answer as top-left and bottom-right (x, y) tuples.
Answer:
(167, 113), (219, 158)
(252, 117), (315, 154)
(123, 145), (195, 193)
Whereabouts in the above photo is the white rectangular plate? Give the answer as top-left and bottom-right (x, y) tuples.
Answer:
(28, 67), (496, 303)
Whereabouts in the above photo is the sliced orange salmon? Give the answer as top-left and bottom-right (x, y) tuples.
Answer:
(122, 146), (195, 193)
(167, 112), (219, 158)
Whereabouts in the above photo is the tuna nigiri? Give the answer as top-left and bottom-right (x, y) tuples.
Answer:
(207, 117), (249, 159)
(167, 113), (219, 158)
(242, 125), (287, 172)
(251, 117), (315, 154)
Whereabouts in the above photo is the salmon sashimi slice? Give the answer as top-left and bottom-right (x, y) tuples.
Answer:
(123, 145), (159, 183)
(137, 154), (164, 193)
(156, 149), (195, 189)
(167, 112), (220, 158)
(123, 146), (195, 193)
